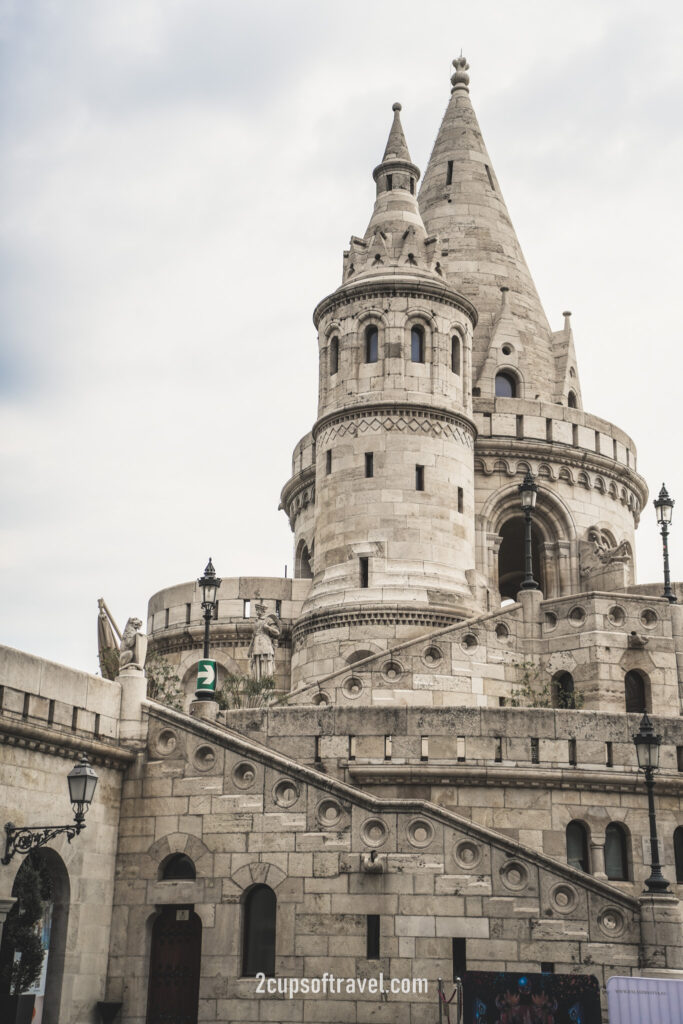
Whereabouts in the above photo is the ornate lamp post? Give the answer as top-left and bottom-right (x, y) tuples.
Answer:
(518, 471), (539, 590)
(2, 754), (98, 865)
(654, 484), (676, 604)
(196, 558), (222, 701)
(633, 713), (670, 893)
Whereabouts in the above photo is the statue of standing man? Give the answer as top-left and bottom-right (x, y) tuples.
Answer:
(248, 602), (281, 681)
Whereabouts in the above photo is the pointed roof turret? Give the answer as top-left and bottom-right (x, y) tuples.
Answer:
(419, 58), (561, 400)
(341, 104), (444, 284)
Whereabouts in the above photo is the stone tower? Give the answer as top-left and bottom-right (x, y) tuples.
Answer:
(282, 104), (481, 685)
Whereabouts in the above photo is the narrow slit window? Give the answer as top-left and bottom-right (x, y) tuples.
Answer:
(516, 414), (524, 439)
(326, 449), (332, 475)
(446, 160), (454, 186)
(367, 915), (380, 959)
(409, 177), (415, 194)
(452, 938), (467, 980)
(47, 699), (55, 725)
(420, 736), (429, 762)
(568, 738), (577, 766)
(185, 602), (191, 624)
(595, 430), (600, 453)
(243, 599), (251, 618)
(677, 746), (683, 772)
(314, 735), (321, 762)
(365, 325), (379, 363)
(0, 686), (4, 712)
(546, 418), (553, 441)
(494, 736), (502, 763)
(411, 325), (425, 363)
(530, 737), (539, 764)
(71, 707), (79, 731)
(606, 741), (613, 767)
(365, 452), (374, 478)
(94, 713), (101, 738)
(22, 693), (30, 719)
(451, 335), (460, 374)
(242, 885), (276, 977)
(275, 600), (282, 617)
(349, 735), (356, 761)
(456, 736), (465, 762)
(386, 173), (393, 190)
(572, 423), (579, 446)
(164, 608), (169, 628)
(330, 336), (339, 375)
(415, 465), (425, 491)
(359, 556), (369, 589)
(541, 963), (555, 974)
(457, 487), (464, 514)
(484, 164), (495, 189)
(384, 735), (392, 761)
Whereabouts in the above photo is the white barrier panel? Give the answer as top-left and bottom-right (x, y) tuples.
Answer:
(607, 975), (683, 1023)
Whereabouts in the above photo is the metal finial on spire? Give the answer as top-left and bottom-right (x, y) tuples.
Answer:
(451, 55), (470, 92)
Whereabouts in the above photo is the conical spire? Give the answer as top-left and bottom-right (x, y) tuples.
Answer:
(419, 58), (560, 400)
(341, 104), (443, 283)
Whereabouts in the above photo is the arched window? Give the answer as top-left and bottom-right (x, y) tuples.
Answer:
(295, 541), (313, 580)
(552, 672), (575, 709)
(161, 853), (196, 880)
(243, 884), (276, 977)
(411, 325), (425, 363)
(365, 325), (378, 364)
(330, 336), (339, 376)
(625, 670), (648, 713)
(497, 517), (545, 600)
(495, 371), (517, 398)
(566, 820), (590, 872)
(567, 390), (577, 408)
(674, 826), (683, 883)
(605, 822), (629, 881)
(451, 335), (461, 375)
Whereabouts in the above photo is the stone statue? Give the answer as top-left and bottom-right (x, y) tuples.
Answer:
(579, 528), (631, 578)
(119, 617), (148, 672)
(248, 603), (280, 681)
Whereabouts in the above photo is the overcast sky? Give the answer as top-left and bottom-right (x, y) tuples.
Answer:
(1, 0), (682, 673)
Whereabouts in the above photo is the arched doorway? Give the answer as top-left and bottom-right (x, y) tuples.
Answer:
(147, 907), (201, 1024)
(497, 517), (545, 600)
(0, 849), (69, 1024)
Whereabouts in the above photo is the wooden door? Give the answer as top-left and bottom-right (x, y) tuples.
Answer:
(146, 908), (201, 1024)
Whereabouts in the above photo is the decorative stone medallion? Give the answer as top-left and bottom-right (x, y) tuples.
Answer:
(342, 677), (363, 699)
(608, 605), (626, 627)
(500, 859), (529, 891)
(153, 729), (178, 757)
(597, 906), (626, 938)
(422, 646), (443, 667)
(232, 761), (257, 789)
(382, 661), (402, 683)
(273, 778), (300, 808)
(640, 608), (658, 628)
(192, 744), (217, 772)
(407, 818), (434, 848)
(549, 883), (579, 915)
(316, 799), (343, 829)
(454, 839), (482, 870)
(568, 606), (586, 627)
(361, 817), (389, 848)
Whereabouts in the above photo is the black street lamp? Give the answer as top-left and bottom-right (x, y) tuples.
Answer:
(518, 471), (539, 590)
(654, 484), (676, 604)
(633, 713), (670, 893)
(2, 754), (98, 865)
(196, 558), (222, 701)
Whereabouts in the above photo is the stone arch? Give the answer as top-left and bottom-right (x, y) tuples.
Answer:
(494, 365), (525, 399)
(295, 539), (313, 580)
(480, 482), (576, 599)
(176, 649), (241, 711)
(147, 833), (212, 880)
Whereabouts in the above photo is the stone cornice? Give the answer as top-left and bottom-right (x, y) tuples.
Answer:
(313, 276), (478, 329)
(0, 715), (135, 768)
(312, 402), (476, 445)
(146, 702), (639, 911)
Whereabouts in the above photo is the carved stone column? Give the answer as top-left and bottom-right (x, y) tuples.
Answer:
(590, 837), (607, 880)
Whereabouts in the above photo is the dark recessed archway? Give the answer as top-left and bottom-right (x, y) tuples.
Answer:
(498, 517), (545, 600)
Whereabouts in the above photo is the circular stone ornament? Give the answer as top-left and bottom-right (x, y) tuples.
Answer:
(549, 883), (579, 914)
(422, 646), (443, 667)
(598, 906), (626, 937)
(382, 661), (402, 682)
(500, 859), (529, 891)
(453, 840), (482, 870)
(361, 817), (389, 848)
(232, 761), (257, 789)
(607, 605), (626, 627)
(192, 744), (217, 772)
(342, 677), (363, 699)
(407, 818), (434, 848)
(568, 606), (586, 627)
(154, 729), (178, 756)
(273, 779), (300, 808)
(316, 798), (344, 829)
(640, 608), (658, 628)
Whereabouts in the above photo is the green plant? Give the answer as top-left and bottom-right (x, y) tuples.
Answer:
(0, 856), (51, 995)
(144, 651), (184, 711)
(215, 673), (277, 710)
(508, 660), (584, 709)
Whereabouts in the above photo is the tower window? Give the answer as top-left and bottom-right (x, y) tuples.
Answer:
(365, 452), (374, 478)
(605, 822), (629, 881)
(415, 465), (425, 491)
(568, 390), (577, 408)
(625, 670), (649, 713)
(484, 164), (495, 190)
(457, 487), (464, 514)
(326, 450), (332, 475)
(420, 736), (429, 761)
(365, 325), (379, 363)
(411, 325), (425, 363)
(530, 737), (539, 763)
(409, 177), (415, 194)
(243, 599), (251, 618)
(495, 372), (517, 398)
(185, 602), (191, 624)
(359, 556), (369, 589)
(566, 820), (590, 873)
(446, 160), (453, 186)
(451, 335), (461, 374)
(366, 915), (380, 959)
(330, 336), (339, 375)
(386, 173), (393, 191)
(243, 884), (276, 977)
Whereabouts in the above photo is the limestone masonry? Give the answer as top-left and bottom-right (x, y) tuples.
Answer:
(1, 56), (682, 1024)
